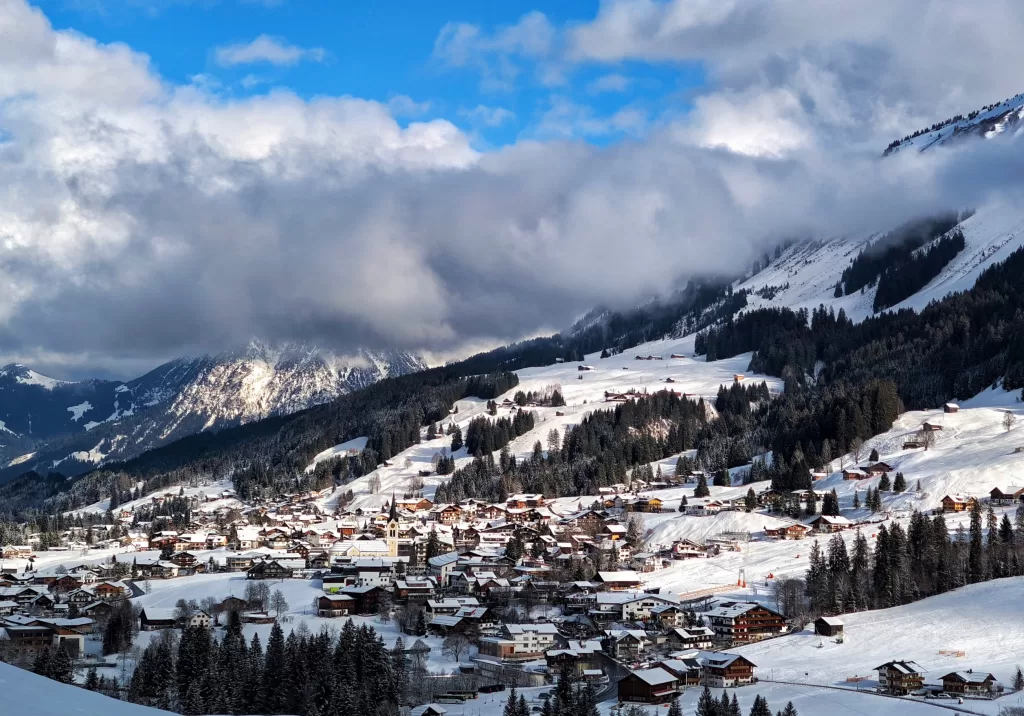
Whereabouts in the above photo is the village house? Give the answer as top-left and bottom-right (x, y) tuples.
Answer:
(989, 487), (1024, 505)
(478, 623), (561, 662)
(656, 658), (703, 687)
(603, 629), (649, 662)
(616, 667), (679, 704)
(545, 640), (603, 675)
(595, 571), (643, 590)
(701, 653), (757, 688)
(667, 627), (715, 651)
(764, 523), (810, 540)
(810, 515), (854, 533)
(338, 585), (386, 614)
(842, 468), (868, 481)
(139, 608), (177, 631)
(865, 462), (894, 476)
(941, 494), (978, 513)
(874, 661), (924, 695)
(705, 602), (788, 644)
(940, 671), (997, 696)
(317, 594), (355, 617)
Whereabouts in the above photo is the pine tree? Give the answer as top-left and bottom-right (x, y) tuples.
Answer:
(780, 702), (798, 716)
(745, 488), (757, 512)
(450, 426), (464, 452)
(878, 473), (891, 492)
(503, 687), (519, 716)
(694, 474), (711, 498)
(749, 695), (772, 716)
(32, 646), (52, 678)
(696, 686), (719, 716)
(969, 499), (985, 583)
(668, 697), (683, 716)
(852, 490), (860, 509)
(1013, 666), (1024, 691)
(869, 448), (879, 462)
(730, 693), (742, 716)
(805, 489), (818, 515)
(892, 472), (906, 493)
(84, 668), (100, 691)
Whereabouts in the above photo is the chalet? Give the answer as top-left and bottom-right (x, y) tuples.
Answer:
(0, 625), (57, 666)
(865, 462), (893, 476)
(603, 629), (649, 661)
(989, 487), (1024, 505)
(705, 602), (787, 644)
(941, 494), (977, 513)
(595, 571), (642, 590)
(903, 440), (925, 450)
(810, 515), (854, 533)
(671, 539), (707, 559)
(425, 598), (480, 616)
(506, 494), (545, 509)
(630, 553), (663, 573)
(246, 560), (295, 580)
(616, 668), (678, 704)
(545, 639), (603, 675)
(186, 611), (212, 629)
(81, 601), (115, 621)
(874, 661), (924, 695)
(922, 421), (943, 432)
(317, 594), (355, 617)
(943, 403), (959, 414)
(701, 653), (756, 688)
(842, 468), (868, 481)
(144, 561), (180, 579)
(667, 627), (715, 650)
(394, 578), (437, 602)
(656, 658), (703, 687)
(650, 604), (687, 628)
(169, 551), (199, 569)
(339, 585), (386, 614)
(479, 623), (560, 662)
(940, 671), (996, 696)
(764, 523), (810, 540)
(240, 612), (276, 625)
(814, 617), (844, 637)
(139, 608), (177, 631)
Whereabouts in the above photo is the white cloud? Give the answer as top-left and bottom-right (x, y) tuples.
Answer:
(460, 105), (516, 127)
(214, 34), (327, 67)
(433, 11), (556, 91)
(2, 0), (1024, 378)
(387, 95), (432, 117)
(587, 73), (632, 94)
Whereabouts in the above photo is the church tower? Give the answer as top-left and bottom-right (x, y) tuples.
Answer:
(387, 492), (399, 557)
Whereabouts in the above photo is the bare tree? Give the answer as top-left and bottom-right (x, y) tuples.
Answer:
(850, 437), (863, 463)
(923, 430), (936, 451)
(270, 589), (289, 617)
(441, 633), (470, 663)
(1004, 411), (1017, 433)
(369, 475), (382, 494)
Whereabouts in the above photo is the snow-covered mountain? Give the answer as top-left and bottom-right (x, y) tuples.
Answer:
(0, 342), (424, 480)
(884, 91), (1024, 155)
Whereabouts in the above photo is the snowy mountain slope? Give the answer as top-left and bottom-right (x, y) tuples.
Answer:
(885, 91), (1024, 155)
(0, 342), (424, 481)
(734, 200), (1024, 323)
(0, 661), (172, 716)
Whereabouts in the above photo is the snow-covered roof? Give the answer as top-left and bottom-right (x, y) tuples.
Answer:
(631, 667), (676, 686)
(427, 551), (461, 568)
(817, 616), (844, 626)
(596, 570), (641, 582)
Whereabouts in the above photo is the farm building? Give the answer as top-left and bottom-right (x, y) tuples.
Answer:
(940, 671), (997, 696)
(814, 617), (844, 637)
(874, 661), (924, 695)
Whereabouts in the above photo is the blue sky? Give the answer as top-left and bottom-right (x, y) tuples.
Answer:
(35, 0), (704, 147)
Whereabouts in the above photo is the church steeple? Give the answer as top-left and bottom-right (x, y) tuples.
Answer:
(389, 492), (398, 523)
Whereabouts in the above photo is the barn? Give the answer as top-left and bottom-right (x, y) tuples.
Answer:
(814, 617), (844, 637)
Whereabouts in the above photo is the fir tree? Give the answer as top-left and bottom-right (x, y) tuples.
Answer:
(694, 474), (711, 498)
(852, 490), (860, 509)
(869, 448), (879, 462)
(696, 686), (719, 716)
(1013, 666), (1024, 691)
(878, 473), (892, 492)
(745, 487), (757, 512)
(892, 471), (906, 493)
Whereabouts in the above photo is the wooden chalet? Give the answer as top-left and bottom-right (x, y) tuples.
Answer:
(317, 594), (355, 617)
(842, 468), (868, 481)
(940, 671), (996, 696)
(922, 421), (944, 432)
(701, 653), (756, 688)
(865, 462), (893, 476)
(874, 661), (924, 695)
(595, 571), (642, 590)
(989, 487), (1024, 505)
(656, 658), (702, 687)
(810, 515), (854, 533)
(943, 403), (959, 413)
(246, 560), (294, 580)
(339, 585), (386, 614)
(941, 494), (977, 513)
(706, 602), (787, 644)
(139, 608), (177, 631)
(764, 523), (810, 540)
(616, 667), (679, 704)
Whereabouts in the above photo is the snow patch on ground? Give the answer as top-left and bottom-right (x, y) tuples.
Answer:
(67, 401), (93, 422)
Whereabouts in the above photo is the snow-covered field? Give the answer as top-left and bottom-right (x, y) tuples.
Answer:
(0, 661), (172, 716)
